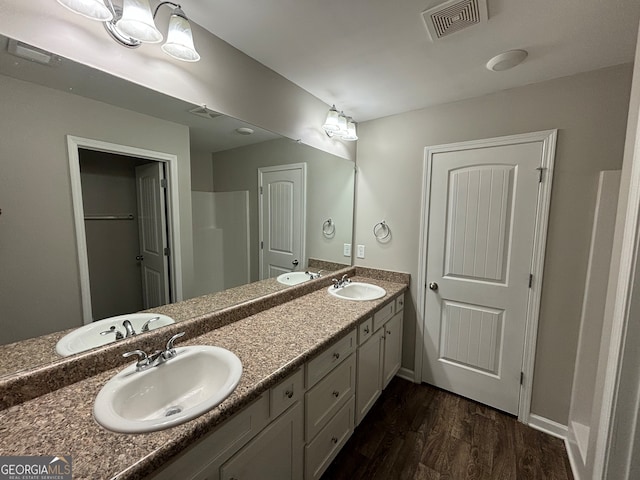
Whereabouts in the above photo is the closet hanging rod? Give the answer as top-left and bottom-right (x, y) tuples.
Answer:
(84, 214), (135, 221)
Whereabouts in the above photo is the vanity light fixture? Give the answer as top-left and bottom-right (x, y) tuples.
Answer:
(323, 105), (358, 141)
(56, 0), (200, 62)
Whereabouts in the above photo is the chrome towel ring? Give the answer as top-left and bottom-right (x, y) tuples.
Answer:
(373, 220), (391, 241)
(323, 218), (336, 237)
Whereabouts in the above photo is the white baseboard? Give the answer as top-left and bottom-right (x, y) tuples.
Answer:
(528, 413), (568, 440)
(397, 367), (416, 383)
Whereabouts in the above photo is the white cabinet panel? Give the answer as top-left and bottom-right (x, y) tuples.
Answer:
(356, 328), (383, 425)
(220, 402), (304, 480)
(382, 311), (403, 389)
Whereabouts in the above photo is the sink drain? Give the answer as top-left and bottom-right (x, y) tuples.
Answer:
(165, 406), (183, 417)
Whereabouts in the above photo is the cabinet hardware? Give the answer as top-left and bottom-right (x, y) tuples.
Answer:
(331, 437), (338, 444)
(332, 390), (340, 398)
(364, 326), (370, 334)
(285, 390), (294, 399)
(332, 352), (340, 360)
(387, 329), (392, 335)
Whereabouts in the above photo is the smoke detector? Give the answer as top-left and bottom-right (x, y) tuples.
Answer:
(422, 0), (488, 41)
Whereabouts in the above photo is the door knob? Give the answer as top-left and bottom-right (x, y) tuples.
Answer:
(429, 282), (439, 291)
(292, 259), (299, 267)
(136, 255), (144, 261)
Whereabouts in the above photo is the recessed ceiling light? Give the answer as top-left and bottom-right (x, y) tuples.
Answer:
(235, 127), (254, 135)
(486, 49), (528, 72)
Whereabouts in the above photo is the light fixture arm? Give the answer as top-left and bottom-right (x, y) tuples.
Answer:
(153, 1), (186, 19)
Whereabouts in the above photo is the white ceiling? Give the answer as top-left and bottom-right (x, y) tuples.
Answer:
(179, 0), (640, 123)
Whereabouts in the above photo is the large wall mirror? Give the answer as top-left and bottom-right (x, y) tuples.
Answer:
(0, 35), (355, 377)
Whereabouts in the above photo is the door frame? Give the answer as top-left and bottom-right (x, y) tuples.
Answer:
(66, 135), (183, 324)
(414, 130), (557, 423)
(257, 163), (307, 280)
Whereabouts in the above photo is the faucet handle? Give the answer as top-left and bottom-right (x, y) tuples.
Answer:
(123, 349), (150, 370)
(332, 278), (340, 289)
(141, 316), (161, 332)
(341, 274), (351, 285)
(165, 332), (185, 353)
(100, 326), (124, 340)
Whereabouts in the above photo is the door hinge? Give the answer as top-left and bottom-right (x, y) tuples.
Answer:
(260, 186), (263, 195)
(160, 178), (167, 188)
(536, 167), (545, 183)
(164, 247), (170, 256)
(520, 371), (524, 385)
(528, 273), (533, 288)
(260, 241), (263, 249)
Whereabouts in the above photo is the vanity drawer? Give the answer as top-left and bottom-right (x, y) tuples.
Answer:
(395, 293), (405, 313)
(149, 394), (270, 480)
(305, 353), (356, 441)
(373, 301), (395, 332)
(270, 368), (304, 419)
(306, 329), (356, 388)
(304, 395), (355, 480)
(358, 317), (373, 345)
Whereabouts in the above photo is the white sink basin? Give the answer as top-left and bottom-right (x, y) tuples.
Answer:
(55, 313), (175, 357)
(94, 345), (242, 433)
(328, 282), (386, 301)
(277, 271), (313, 286)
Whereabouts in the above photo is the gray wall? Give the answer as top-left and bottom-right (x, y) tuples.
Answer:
(0, 74), (192, 344)
(354, 64), (633, 424)
(212, 138), (355, 281)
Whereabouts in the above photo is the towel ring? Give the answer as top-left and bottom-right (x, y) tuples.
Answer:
(373, 220), (391, 241)
(323, 218), (336, 237)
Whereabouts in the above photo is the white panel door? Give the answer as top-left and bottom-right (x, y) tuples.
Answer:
(135, 162), (169, 308)
(423, 141), (544, 414)
(259, 164), (306, 279)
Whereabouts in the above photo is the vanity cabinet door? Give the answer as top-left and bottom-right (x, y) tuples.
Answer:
(220, 402), (304, 480)
(382, 311), (403, 389)
(355, 328), (383, 425)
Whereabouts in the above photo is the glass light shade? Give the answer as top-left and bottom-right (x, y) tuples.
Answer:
(336, 112), (348, 137)
(161, 13), (200, 62)
(57, 0), (113, 21)
(342, 118), (358, 141)
(323, 106), (340, 133)
(117, 0), (163, 44)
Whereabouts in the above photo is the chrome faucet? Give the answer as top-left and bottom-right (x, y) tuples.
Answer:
(141, 316), (160, 332)
(123, 332), (185, 372)
(122, 320), (136, 337)
(331, 274), (351, 289)
(306, 270), (322, 280)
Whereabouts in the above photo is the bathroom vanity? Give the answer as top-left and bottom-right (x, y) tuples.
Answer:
(0, 268), (408, 479)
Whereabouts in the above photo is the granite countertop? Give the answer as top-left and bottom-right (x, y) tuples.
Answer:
(0, 275), (408, 480)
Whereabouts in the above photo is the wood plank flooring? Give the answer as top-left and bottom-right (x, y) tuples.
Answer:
(322, 378), (573, 480)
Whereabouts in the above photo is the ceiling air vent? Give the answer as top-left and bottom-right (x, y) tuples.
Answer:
(422, 0), (488, 41)
(188, 105), (222, 120)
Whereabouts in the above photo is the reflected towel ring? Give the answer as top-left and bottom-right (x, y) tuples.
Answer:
(373, 220), (391, 240)
(323, 218), (336, 237)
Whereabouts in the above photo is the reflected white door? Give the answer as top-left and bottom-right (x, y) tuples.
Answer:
(135, 162), (170, 308)
(259, 164), (306, 279)
(422, 139), (546, 414)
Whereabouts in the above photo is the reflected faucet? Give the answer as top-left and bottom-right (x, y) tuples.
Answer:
(122, 320), (136, 338)
(100, 326), (124, 340)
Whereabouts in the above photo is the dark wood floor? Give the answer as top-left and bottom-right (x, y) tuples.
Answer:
(322, 378), (574, 480)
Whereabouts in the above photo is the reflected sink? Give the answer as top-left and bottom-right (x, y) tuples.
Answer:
(94, 345), (242, 433)
(328, 282), (386, 301)
(55, 313), (175, 357)
(277, 271), (313, 286)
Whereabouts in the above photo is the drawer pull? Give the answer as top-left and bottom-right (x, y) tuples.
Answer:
(387, 329), (392, 335)
(285, 390), (294, 399)
(364, 326), (370, 334)
(333, 352), (340, 360)
(331, 436), (338, 444)
(332, 390), (340, 398)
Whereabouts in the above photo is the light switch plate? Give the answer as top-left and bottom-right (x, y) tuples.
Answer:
(343, 243), (351, 257)
(357, 245), (365, 259)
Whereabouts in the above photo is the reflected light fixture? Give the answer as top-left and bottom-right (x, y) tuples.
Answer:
(323, 105), (358, 141)
(56, 0), (200, 62)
